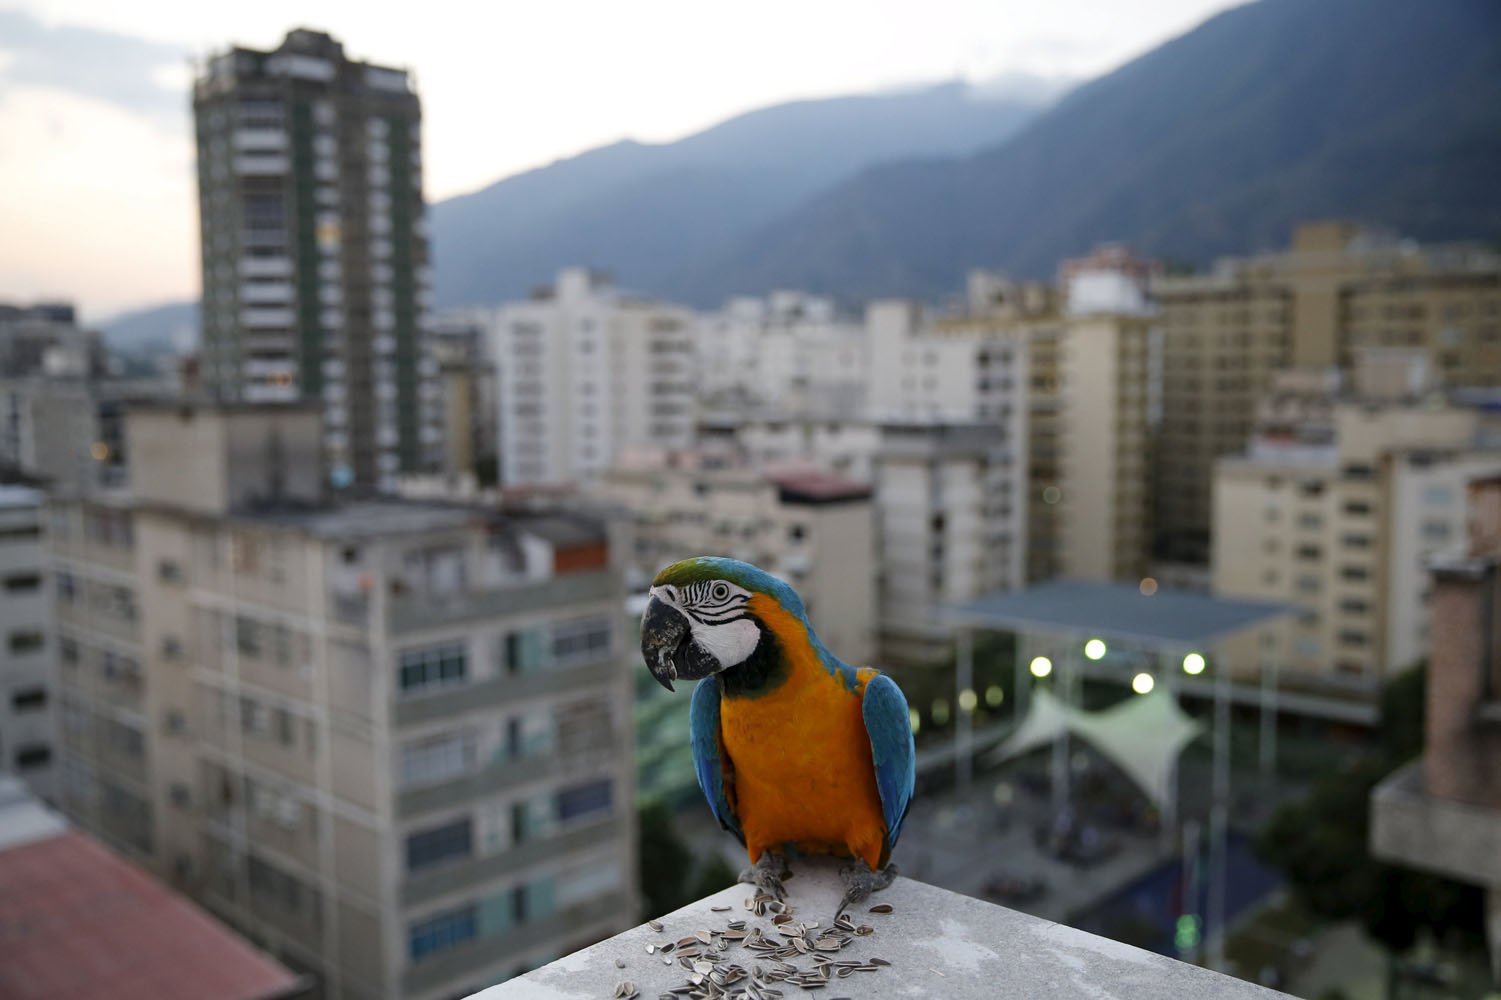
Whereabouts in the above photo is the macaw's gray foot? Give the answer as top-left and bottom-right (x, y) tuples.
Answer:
(835, 861), (898, 922)
(738, 852), (789, 903)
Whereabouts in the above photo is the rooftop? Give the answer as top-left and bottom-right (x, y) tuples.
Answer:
(0, 779), (303, 1000)
(474, 860), (1288, 999)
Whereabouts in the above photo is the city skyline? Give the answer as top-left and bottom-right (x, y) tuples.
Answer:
(0, 0), (1243, 319)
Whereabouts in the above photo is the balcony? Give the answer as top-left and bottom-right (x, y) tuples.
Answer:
(470, 861), (1288, 999)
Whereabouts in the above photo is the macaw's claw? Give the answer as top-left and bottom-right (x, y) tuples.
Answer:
(834, 861), (897, 923)
(738, 853), (788, 903)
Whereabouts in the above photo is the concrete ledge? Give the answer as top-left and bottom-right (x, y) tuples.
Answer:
(471, 858), (1288, 999)
(1371, 760), (1501, 886)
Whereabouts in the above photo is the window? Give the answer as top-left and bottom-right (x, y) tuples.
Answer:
(1341, 534), (1372, 549)
(157, 560), (184, 584)
(11, 687), (46, 712)
(1297, 513), (1322, 530)
(59, 637), (78, 664)
(1343, 501), (1372, 516)
(8, 630), (43, 654)
(409, 905), (477, 962)
(235, 616), (262, 656)
(56, 571), (76, 602)
(556, 779), (613, 823)
(551, 618), (611, 666)
(406, 817), (473, 871)
(1339, 598), (1369, 614)
(400, 733), (474, 788)
(1295, 545), (1321, 561)
(1421, 521), (1452, 542)
(398, 642), (467, 694)
(1340, 565), (1370, 581)
(3, 572), (41, 593)
(14, 745), (51, 770)
(1338, 630), (1368, 647)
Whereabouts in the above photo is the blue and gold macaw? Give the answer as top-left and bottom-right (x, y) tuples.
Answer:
(640, 556), (915, 914)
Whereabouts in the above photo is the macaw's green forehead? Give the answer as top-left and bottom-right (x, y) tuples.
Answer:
(651, 557), (801, 609)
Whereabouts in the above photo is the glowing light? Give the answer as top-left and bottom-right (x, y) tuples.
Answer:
(90, 442), (110, 462)
(931, 699), (950, 725)
(908, 708), (921, 734)
(1029, 656), (1053, 678)
(1084, 638), (1107, 661)
(984, 684), (1005, 707)
(958, 688), (978, 713)
(1139, 577), (1158, 596)
(1132, 672), (1155, 694)
(1182, 652), (1206, 675)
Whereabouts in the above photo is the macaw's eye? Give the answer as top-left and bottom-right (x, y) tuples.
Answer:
(711, 583), (731, 601)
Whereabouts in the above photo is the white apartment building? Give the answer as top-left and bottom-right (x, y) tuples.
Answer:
(0, 486), (56, 801)
(698, 292), (867, 418)
(49, 402), (637, 1000)
(492, 269), (695, 488)
(1213, 368), (1501, 690)
(699, 417), (1027, 665)
(596, 449), (877, 666)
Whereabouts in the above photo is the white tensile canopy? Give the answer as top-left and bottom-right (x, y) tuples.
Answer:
(985, 687), (1205, 811)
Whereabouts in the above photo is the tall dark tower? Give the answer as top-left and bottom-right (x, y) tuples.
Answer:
(193, 29), (440, 491)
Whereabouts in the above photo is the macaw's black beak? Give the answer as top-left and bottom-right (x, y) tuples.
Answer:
(642, 596), (688, 692)
(641, 596), (724, 692)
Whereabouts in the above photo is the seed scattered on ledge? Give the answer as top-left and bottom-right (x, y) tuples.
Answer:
(649, 919), (665, 932)
(867, 903), (894, 914)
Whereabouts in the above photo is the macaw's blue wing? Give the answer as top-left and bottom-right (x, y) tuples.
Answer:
(690, 676), (744, 846)
(862, 674), (916, 858)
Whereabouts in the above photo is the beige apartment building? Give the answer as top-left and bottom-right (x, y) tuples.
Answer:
(1212, 369), (1501, 691)
(49, 403), (637, 1000)
(596, 450), (876, 666)
(1156, 221), (1501, 564)
(933, 274), (1157, 584)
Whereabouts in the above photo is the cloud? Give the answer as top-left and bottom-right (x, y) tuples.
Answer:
(0, 8), (189, 127)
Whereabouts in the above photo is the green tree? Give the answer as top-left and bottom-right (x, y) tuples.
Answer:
(638, 800), (693, 918)
(688, 852), (739, 901)
(1255, 665), (1485, 962)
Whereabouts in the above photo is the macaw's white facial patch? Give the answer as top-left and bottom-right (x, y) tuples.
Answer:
(692, 616), (761, 670)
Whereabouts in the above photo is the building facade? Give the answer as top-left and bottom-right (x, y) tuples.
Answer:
(1155, 221), (1501, 564)
(1212, 371), (1501, 690)
(596, 450), (877, 667)
(49, 403), (636, 1000)
(0, 486), (56, 801)
(194, 29), (441, 491)
(490, 269), (695, 488)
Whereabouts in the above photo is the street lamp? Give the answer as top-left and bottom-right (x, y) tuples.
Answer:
(1131, 672), (1155, 694)
(1182, 651), (1206, 676)
(1029, 655), (1053, 678)
(1084, 638), (1107, 661)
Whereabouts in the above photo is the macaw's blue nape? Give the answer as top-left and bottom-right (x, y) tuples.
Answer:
(640, 555), (916, 916)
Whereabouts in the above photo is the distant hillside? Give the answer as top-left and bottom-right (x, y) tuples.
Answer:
(672, 0), (1501, 303)
(430, 80), (1059, 306)
(99, 301), (196, 353)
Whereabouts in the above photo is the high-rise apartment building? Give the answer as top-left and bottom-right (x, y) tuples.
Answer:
(1212, 363), (1501, 691)
(0, 486), (56, 801)
(1155, 221), (1501, 564)
(194, 29), (440, 492)
(490, 269), (695, 487)
(49, 403), (637, 999)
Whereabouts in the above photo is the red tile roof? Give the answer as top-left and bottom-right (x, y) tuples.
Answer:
(0, 832), (303, 1000)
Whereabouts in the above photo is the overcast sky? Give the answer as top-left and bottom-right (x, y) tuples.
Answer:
(0, 0), (1242, 320)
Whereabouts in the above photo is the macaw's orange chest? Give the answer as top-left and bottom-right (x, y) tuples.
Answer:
(717, 662), (889, 871)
